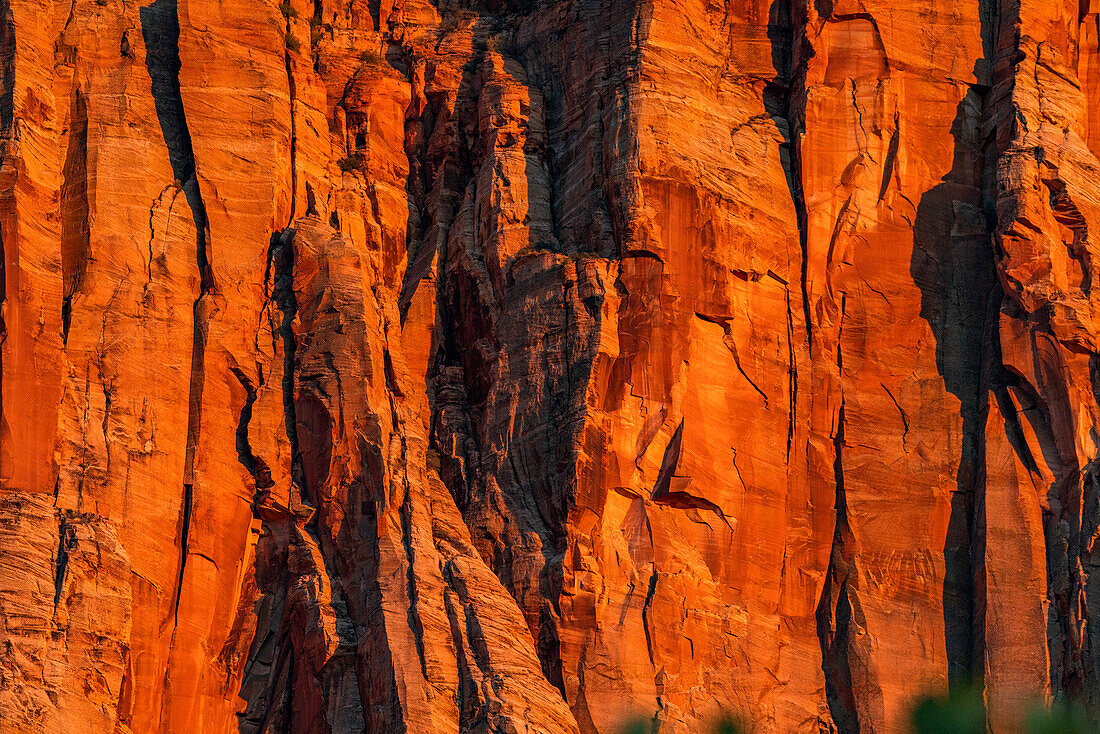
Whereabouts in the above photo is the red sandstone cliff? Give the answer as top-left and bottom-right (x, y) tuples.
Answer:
(1, 0), (1099, 732)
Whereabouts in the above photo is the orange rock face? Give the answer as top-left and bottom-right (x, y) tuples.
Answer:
(2, 0), (1100, 732)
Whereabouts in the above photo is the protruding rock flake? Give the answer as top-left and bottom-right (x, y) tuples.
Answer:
(2, 0), (1100, 732)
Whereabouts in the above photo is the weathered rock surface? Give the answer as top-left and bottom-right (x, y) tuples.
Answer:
(2, 0), (1100, 732)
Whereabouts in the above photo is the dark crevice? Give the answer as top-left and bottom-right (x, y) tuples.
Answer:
(825, 580), (859, 729)
(281, 9), (298, 225)
(731, 344), (769, 408)
(876, 110), (899, 203)
(768, 0), (813, 347)
(881, 382), (910, 444)
(231, 366), (274, 495)
(141, 6), (213, 642)
(181, 318), (206, 485)
(908, 0), (1000, 695)
(0, 11), (11, 495)
(640, 566), (658, 669)
(650, 419), (683, 501)
(60, 85), (88, 345)
(172, 483), (194, 621)
(786, 290), (796, 462)
(817, 399), (860, 733)
(0, 0), (12, 138)
(992, 377), (1043, 477)
(53, 516), (72, 611)
(441, 577), (477, 730)
(814, 286), (861, 731)
(232, 368), (261, 477)
(140, 0), (211, 292)
(968, 286), (1001, 710)
(818, 396), (858, 734)
(623, 248), (663, 263)
(61, 297), (72, 344)
(268, 230), (305, 501)
(0, 3), (11, 448)
(399, 479), (430, 681)
(234, 217), (316, 730)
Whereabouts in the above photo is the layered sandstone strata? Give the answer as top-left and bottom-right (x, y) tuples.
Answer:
(1, 0), (1100, 733)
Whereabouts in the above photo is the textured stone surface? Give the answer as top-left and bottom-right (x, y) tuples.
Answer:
(2, 0), (1100, 732)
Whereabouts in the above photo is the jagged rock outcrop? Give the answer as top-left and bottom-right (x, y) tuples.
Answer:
(2, 0), (1100, 732)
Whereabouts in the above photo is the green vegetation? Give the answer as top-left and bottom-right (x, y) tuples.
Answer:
(278, 1), (298, 19)
(1026, 704), (1092, 734)
(712, 715), (745, 734)
(425, 448), (441, 473)
(612, 689), (1095, 734)
(912, 687), (1092, 734)
(619, 718), (650, 734)
(513, 241), (560, 260)
(284, 30), (300, 53)
(359, 49), (388, 68)
(439, 9), (478, 37)
(910, 685), (986, 734)
(337, 156), (367, 174)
